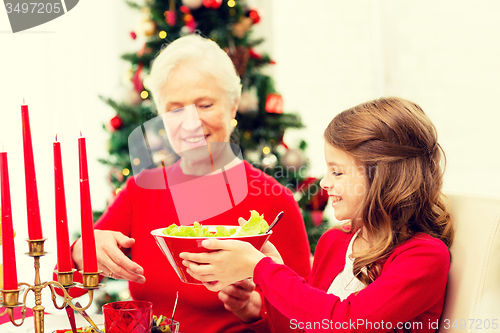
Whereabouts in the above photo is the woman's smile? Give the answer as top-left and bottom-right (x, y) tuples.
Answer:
(183, 134), (209, 147)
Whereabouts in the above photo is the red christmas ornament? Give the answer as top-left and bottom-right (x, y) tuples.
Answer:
(179, 5), (197, 32)
(310, 211), (324, 227)
(248, 48), (263, 60)
(297, 177), (317, 192)
(166, 0), (177, 26)
(309, 190), (329, 211)
(248, 9), (261, 24)
(132, 63), (144, 92)
(166, 10), (176, 26)
(186, 18), (198, 33)
(265, 93), (284, 114)
(107, 115), (124, 132)
(297, 177), (329, 213)
(130, 31), (137, 40)
(213, 0), (223, 9)
(203, 0), (222, 9)
(180, 5), (191, 14)
(184, 14), (194, 23)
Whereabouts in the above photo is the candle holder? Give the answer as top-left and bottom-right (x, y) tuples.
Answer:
(0, 239), (103, 333)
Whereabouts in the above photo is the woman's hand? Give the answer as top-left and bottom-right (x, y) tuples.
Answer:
(179, 239), (265, 291)
(218, 279), (263, 323)
(72, 230), (146, 284)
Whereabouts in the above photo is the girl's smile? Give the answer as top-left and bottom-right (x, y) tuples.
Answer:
(320, 142), (368, 221)
(329, 195), (342, 203)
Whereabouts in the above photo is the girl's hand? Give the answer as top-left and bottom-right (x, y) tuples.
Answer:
(179, 239), (265, 291)
(218, 279), (263, 323)
(72, 230), (146, 284)
(260, 241), (284, 265)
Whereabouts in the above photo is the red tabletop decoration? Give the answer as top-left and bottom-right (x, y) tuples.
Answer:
(0, 151), (19, 290)
(78, 134), (98, 273)
(54, 137), (72, 273)
(21, 102), (43, 240)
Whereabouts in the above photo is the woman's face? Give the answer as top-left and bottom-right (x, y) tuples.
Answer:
(158, 66), (237, 163)
(320, 142), (368, 221)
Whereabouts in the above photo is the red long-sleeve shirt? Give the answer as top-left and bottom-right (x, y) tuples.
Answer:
(252, 228), (450, 333)
(73, 160), (311, 333)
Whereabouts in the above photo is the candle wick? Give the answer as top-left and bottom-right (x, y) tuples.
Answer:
(23, 97), (25, 105)
(56, 134), (58, 142)
(80, 131), (83, 138)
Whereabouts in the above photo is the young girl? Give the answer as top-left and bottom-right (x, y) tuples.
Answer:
(180, 97), (454, 332)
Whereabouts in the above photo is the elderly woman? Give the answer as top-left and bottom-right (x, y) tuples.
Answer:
(70, 35), (311, 332)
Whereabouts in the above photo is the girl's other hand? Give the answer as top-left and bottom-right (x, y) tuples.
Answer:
(238, 217), (283, 265)
(72, 230), (146, 284)
(180, 239), (265, 291)
(218, 279), (263, 323)
(260, 241), (284, 265)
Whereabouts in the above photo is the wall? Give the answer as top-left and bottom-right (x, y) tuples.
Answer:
(269, 0), (500, 203)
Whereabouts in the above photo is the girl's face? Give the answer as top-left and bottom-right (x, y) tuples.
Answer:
(320, 142), (369, 221)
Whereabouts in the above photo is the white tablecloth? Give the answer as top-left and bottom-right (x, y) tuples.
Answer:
(0, 314), (104, 333)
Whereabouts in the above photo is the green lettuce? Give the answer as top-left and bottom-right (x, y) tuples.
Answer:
(161, 210), (268, 237)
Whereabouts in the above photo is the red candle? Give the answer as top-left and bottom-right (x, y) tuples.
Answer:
(53, 137), (72, 272)
(78, 135), (98, 273)
(21, 103), (43, 240)
(0, 151), (19, 290)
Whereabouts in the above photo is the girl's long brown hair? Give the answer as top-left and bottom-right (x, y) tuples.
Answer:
(324, 97), (454, 286)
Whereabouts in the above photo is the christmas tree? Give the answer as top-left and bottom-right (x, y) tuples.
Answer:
(97, 0), (329, 254)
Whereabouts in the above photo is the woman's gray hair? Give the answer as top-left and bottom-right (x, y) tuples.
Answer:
(148, 34), (242, 113)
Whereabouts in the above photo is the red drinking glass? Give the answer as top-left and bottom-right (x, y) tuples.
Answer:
(103, 300), (153, 333)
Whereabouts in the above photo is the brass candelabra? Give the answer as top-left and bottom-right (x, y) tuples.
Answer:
(1, 239), (102, 333)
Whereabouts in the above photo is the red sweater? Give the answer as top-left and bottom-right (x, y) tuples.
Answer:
(253, 229), (450, 333)
(91, 161), (311, 333)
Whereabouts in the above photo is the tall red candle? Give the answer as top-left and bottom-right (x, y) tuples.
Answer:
(78, 135), (98, 273)
(0, 151), (19, 290)
(21, 103), (43, 240)
(54, 138), (72, 272)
